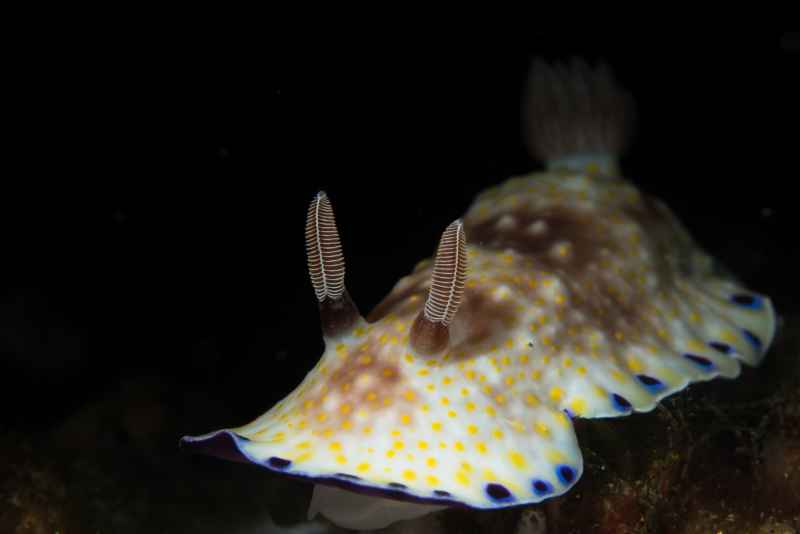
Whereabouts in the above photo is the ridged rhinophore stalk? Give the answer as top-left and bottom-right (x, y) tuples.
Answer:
(411, 220), (467, 354)
(306, 192), (346, 302)
(425, 220), (467, 326)
(305, 192), (360, 338)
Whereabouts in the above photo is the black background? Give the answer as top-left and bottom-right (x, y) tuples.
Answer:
(2, 34), (796, 435)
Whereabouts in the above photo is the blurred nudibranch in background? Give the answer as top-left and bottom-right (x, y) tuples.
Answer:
(180, 58), (777, 531)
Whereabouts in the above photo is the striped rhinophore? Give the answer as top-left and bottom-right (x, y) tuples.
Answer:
(305, 191), (345, 302)
(424, 220), (467, 327)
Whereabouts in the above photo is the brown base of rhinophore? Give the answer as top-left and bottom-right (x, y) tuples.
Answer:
(409, 313), (449, 355)
(319, 291), (360, 338)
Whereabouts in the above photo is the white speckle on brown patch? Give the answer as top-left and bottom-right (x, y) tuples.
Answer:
(526, 220), (548, 236)
(570, 310), (587, 324)
(355, 373), (374, 389)
(493, 285), (512, 301)
(496, 214), (517, 231)
(550, 241), (573, 261)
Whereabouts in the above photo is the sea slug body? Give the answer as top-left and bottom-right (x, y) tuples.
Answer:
(180, 59), (776, 531)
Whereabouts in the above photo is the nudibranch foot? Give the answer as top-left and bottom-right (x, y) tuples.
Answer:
(308, 483), (448, 530)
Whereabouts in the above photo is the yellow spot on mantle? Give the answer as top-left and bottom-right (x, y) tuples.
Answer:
(546, 449), (566, 464)
(626, 356), (644, 373)
(509, 451), (527, 470)
(570, 398), (588, 416)
(721, 330), (738, 344)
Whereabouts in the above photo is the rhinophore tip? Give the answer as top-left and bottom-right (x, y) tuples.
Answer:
(305, 191), (360, 337)
(410, 220), (467, 354)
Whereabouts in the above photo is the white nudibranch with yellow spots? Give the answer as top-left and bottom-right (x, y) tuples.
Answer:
(181, 60), (777, 531)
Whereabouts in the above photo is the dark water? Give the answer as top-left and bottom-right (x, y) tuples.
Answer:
(2, 35), (797, 533)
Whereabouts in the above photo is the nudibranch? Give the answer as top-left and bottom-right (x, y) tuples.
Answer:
(181, 60), (777, 530)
